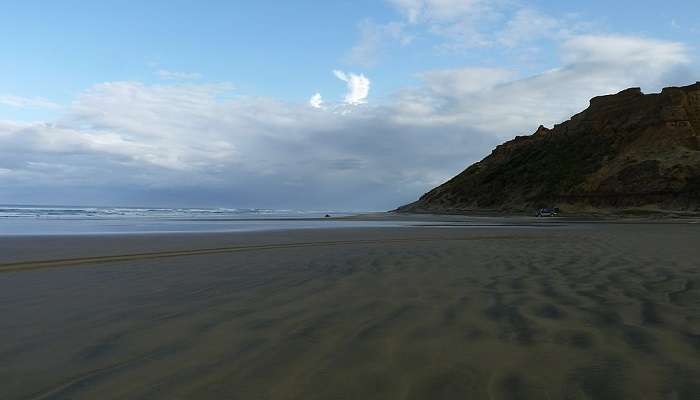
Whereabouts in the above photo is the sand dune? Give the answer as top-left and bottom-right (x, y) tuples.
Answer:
(1, 224), (699, 399)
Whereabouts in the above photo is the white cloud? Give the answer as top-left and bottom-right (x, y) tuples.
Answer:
(387, 0), (422, 23)
(333, 70), (371, 105)
(347, 20), (412, 66)
(497, 8), (562, 47)
(382, 1), (592, 54)
(156, 69), (203, 80)
(309, 93), (324, 109)
(388, 0), (496, 24)
(562, 35), (690, 68)
(388, 0), (504, 46)
(347, 1), (571, 66)
(0, 95), (60, 109)
(391, 35), (692, 136)
(419, 67), (514, 97)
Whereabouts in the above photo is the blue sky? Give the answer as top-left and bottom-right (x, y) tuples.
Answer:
(0, 0), (698, 209)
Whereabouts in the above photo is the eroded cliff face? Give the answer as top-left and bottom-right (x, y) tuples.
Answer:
(397, 82), (700, 213)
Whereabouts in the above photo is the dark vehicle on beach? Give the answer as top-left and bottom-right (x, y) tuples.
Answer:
(537, 207), (559, 217)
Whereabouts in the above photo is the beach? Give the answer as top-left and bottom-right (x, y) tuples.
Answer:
(1, 220), (699, 399)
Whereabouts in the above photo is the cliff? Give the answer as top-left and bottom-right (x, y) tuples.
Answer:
(397, 82), (700, 214)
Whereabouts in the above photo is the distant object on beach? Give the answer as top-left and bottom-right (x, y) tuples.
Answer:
(397, 82), (700, 214)
(536, 208), (559, 217)
(325, 214), (331, 218)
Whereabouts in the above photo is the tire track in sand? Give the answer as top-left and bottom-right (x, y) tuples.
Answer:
(0, 235), (528, 274)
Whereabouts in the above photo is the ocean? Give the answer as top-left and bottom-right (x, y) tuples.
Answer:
(0, 205), (389, 235)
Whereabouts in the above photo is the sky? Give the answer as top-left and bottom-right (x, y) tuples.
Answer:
(0, 0), (698, 210)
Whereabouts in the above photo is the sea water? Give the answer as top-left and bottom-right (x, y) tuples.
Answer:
(0, 205), (386, 235)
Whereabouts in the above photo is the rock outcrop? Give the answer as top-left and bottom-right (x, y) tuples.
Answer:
(397, 82), (700, 214)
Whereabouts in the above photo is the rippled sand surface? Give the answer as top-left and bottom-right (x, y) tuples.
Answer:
(1, 224), (699, 399)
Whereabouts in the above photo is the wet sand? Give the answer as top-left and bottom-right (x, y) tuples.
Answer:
(1, 223), (699, 399)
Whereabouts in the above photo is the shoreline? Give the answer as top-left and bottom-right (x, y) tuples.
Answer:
(1, 211), (698, 239)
